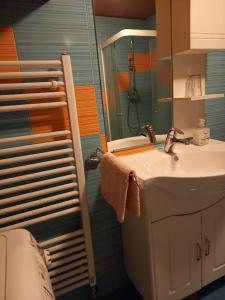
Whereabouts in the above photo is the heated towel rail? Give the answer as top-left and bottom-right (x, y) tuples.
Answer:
(0, 54), (96, 297)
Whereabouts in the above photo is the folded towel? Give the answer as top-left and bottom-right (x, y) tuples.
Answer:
(100, 152), (140, 223)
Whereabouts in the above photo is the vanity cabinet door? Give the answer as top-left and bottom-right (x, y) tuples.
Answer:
(202, 198), (225, 286)
(152, 213), (202, 300)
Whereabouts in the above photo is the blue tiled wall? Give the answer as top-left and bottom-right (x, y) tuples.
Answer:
(206, 51), (225, 141)
(1, 1), (225, 299)
(0, 0), (128, 299)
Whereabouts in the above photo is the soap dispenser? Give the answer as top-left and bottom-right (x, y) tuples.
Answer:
(193, 119), (210, 146)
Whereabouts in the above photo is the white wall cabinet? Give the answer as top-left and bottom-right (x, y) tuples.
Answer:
(157, 0), (225, 57)
(155, 0), (172, 60)
(122, 196), (225, 300)
(156, 0), (225, 130)
(172, 0), (225, 55)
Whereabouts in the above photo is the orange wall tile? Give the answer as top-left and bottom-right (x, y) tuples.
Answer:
(117, 72), (129, 92)
(128, 53), (152, 72)
(100, 133), (107, 153)
(29, 85), (99, 139)
(0, 27), (18, 62)
(28, 87), (69, 142)
(114, 144), (154, 156)
(75, 86), (99, 136)
(0, 27), (20, 82)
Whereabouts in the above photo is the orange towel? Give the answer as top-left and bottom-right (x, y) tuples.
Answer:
(100, 152), (140, 223)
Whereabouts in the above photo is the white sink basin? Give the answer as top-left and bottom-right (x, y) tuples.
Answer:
(120, 139), (225, 208)
(120, 139), (225, 179)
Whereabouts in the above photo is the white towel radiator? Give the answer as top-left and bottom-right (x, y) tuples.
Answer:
(0, 54), (96, 297)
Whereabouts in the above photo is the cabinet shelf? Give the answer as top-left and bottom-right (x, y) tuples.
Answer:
(159, 93), (225, 103)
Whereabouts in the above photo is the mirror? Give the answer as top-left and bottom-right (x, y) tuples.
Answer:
(93, 0), (172, 150)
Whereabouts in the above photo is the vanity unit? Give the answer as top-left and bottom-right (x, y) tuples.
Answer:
(120, 140), (225, 300)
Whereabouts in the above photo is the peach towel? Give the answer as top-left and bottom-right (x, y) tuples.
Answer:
(100, 152), (140, 223)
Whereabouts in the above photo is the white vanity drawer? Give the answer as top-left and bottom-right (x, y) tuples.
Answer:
(146, 177), (225, 222)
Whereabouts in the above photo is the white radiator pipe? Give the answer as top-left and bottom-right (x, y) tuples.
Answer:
(0, 60), (62, 66)
(0, 157), (74, 176)
(0, 139), (72, 155)
(0, 174), (77, 196)
(51, 265), (88, 284)
(39, 229), (84, 248)
(0, 91), (65, 101)
(0, 199), (80, 224)
(0, 166), (76, 186)
(51, 244), (86, 261)
(0, 101), (67, 112)
(0, 81), (64, 91)
(62, 52), (96, 286)
(0, 70), (63, 79)
(0, 182), (78, 205)
(49, 251), (87, 270)
(1, 191), (79, 215)
(0, 130), (71, 144)
(49, 258), (87, 277)
(0, 148), (73, 165)
(48, 237), (85, 252)
(0, 56), (95, 297)
(0, 207), (79, 232)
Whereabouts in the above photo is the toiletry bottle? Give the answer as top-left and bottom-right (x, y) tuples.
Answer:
(193, 119), (210, 146)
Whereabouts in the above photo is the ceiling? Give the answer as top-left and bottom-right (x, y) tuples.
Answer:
(93, 0), (155, 20)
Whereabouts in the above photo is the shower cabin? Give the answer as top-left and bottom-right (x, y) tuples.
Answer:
(100, 29), (172, 141)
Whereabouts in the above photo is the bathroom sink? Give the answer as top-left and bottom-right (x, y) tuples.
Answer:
(120, 139), (225, 205)
(120, 139), (225, 179)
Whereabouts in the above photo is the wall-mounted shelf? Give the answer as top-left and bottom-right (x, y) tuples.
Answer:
(185, 94), (225, 101)
(159, 93), (225, 103)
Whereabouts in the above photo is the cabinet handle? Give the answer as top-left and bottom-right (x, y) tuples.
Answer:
(205, 238), (210, 256)
(196, 243), (202, 261)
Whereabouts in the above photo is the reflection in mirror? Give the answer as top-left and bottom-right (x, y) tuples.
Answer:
(101, 31), (157, 141)
(93, 0), (172, 149)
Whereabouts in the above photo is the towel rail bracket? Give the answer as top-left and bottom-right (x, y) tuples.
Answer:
(88, 148), (104, 165)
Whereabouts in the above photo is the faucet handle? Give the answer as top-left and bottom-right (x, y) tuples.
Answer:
(142, 124), (152, 130)
(142, 124), (156, 144)
(168, 127), (184, 137)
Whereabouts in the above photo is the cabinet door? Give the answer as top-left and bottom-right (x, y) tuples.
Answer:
(191, 0), (225, 35)
(202, 198), (225, 286)
(152, 213), (202, 300)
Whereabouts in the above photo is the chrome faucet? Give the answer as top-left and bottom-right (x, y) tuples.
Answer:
(164, 128), (192, 154)
(141, 124), (156, 144)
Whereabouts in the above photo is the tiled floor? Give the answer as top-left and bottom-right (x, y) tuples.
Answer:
(101, 277), (225, 300)
(102, 286), (143, 300)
